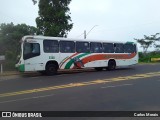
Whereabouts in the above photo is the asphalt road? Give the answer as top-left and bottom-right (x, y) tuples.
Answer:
(0, 63), (160, 119)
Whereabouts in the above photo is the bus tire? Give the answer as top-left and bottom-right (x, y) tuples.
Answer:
(107, 60), (116, 71)
(95, 67), (103, 71)
(46, 64), (58, 76)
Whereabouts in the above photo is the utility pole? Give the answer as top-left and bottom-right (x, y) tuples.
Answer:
(84, 25), (98, 39)
(0, 55), (5, 74)
(84, 30), (86, 39)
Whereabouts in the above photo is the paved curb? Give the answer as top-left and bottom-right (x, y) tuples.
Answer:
(0, 69), (95, 77)
(0, 71), (20, 76)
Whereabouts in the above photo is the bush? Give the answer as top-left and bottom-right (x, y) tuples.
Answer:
(2, 51), (17, 71)
(139, 52), (160, 63)
(3, 60), (17, 71)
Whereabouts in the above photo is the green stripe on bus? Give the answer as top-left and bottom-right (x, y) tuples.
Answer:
(64, 53), (91, 69)
(19, 64), (25, 72)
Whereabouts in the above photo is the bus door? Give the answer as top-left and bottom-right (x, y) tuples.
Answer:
(23, 42), (41, 71)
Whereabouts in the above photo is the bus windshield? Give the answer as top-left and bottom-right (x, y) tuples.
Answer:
(23, 42), (40, 60)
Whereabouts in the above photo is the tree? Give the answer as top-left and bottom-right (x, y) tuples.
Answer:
(134, 33), (160, 54)
(0, 23), (37, 56)
(134, 38), (153, 54)
(0, 23), (38, 70)
(35, 0), (73, 37)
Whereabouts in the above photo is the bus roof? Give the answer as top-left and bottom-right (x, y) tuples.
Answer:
(22, 35), (136, 44)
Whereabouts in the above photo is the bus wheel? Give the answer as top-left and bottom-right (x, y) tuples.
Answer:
(46, 64), (58, 76)
(95, 67), (103, 71)
(107, 60), (116, 70)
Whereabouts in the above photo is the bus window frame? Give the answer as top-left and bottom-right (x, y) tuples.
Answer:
(43, 39), (59, 53)
(90, 42), (103, 53)
(76, 41), (90, 53)
(124, 43), (136, 53)
(114, 43), (124, 53)
(103, 43), (114, 53)
(60, 41), (75, 53)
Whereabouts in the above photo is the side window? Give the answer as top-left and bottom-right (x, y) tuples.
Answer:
(23, 43), (40, 60)
(43, 40), (59, 53)
(124, 44), (137, 53)
(103, 43), (114, 53)
(114, 43), (124, 53)
(76, 42), (90, 53)
(90, 42), (102, 53)
(60, 41), (75, 53)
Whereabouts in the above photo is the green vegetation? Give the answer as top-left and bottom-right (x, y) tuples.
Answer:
(135, 33), (160, 54)
(139, 52), (160, 63)
(0, 23), (38, 71)
(135, 34), (160, 63)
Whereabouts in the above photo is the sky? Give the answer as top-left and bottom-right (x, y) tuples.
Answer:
(1, 0), (160, 51)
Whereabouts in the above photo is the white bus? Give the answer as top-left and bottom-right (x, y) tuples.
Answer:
(16, 35), (138, 75)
